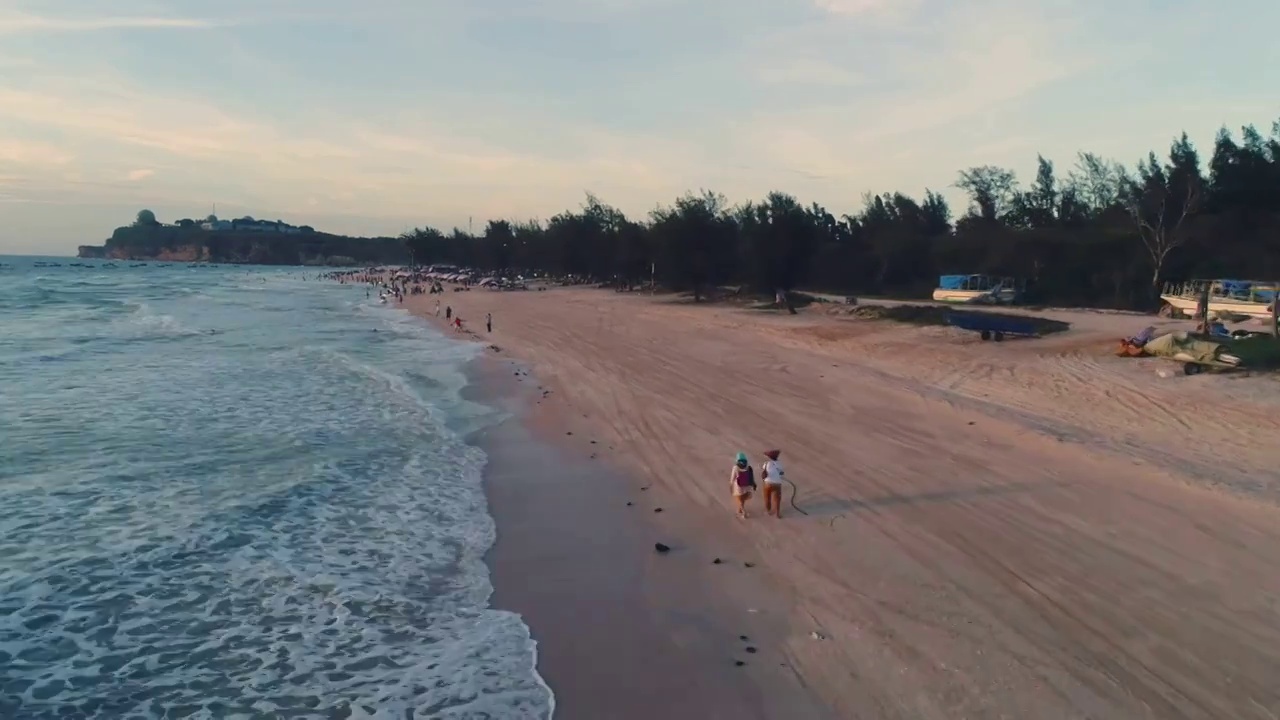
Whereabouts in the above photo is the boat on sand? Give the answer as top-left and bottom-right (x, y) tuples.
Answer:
(1160, 279), (1277, 321)
(932, 274), (1020, 304)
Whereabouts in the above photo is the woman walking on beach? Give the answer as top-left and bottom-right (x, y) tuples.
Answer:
(761, 449), (784, 518)
(730, 452), (756, 519)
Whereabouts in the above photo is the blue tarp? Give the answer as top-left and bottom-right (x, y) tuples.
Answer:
(1218, 280), (1276, 301)
(1219, 279), (1252, 295)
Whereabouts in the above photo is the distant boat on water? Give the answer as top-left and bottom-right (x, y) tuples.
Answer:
(1160, 279), (1277, 321)
(932, 274), (1021, 304)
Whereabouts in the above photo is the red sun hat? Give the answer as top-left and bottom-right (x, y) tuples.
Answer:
(764, 449), (781, 460)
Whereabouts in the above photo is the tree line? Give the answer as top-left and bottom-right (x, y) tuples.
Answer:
(402, 117), (1280, 309)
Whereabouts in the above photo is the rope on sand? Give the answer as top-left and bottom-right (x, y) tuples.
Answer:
(786, 478), (808, 516)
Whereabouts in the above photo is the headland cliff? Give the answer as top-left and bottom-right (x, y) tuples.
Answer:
(77, 216), (407, 266)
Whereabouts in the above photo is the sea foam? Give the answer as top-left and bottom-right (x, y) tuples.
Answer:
(0, 259), (552, 719)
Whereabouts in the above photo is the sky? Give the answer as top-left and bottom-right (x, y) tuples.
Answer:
(1, 0), (1278, 255)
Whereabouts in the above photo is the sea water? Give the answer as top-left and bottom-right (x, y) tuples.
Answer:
(0, 257), (553, 719)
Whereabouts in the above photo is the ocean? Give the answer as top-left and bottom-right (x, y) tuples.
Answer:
(0, 256), (553, 719)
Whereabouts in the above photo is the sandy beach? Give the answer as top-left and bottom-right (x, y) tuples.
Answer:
(466, 361), (828, 719)
(415, 286), (1280, 719)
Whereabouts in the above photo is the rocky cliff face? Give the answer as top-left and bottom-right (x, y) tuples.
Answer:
(117, 244), (206, 262)
(77, 244), (207, 261)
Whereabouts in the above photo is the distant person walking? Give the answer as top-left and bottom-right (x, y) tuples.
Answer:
(486, 312), (492, 333)
(435, 299), (441, 317)
(761, 449), (785, 518)
(445, 305), (452, 320)
(730, 452), (756, 519)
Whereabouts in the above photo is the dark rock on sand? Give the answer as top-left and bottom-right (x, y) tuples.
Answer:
(654, 543), (671, 553)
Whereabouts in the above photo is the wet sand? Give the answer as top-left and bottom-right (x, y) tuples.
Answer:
(465, 358), (829, 720)
(420, 286), (1280, 719)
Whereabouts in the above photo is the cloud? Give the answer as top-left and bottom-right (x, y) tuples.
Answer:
(0, 86), (253, 159)
(756, 57), (864, 87)
(125, 168), (153, 181)
(0, 54), (711, 226)
(4, 0), (1280, 254)
(0, 0), (1108, 236)
(0, 10), (220, 34)
(733, 0), (1102, 184)
(0, 55), (37, 68)
(812, 0), (921, 19)
(0, 139), (74, 166)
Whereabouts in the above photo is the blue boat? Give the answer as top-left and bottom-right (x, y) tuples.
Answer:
(1160, 279), (1277, 320)
(932, 274), (1020, 304)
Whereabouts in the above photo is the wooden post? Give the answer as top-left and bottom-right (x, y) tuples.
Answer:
(1196, 282), (1210, 333)
(1272, 280), (1278, 339)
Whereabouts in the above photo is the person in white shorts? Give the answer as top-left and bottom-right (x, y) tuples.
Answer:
(761, 449), (785, 518)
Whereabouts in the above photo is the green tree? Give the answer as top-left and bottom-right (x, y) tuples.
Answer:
(738, 192), (818, 313)
(650, 190), (737, 302)
(86, 113), (1280, 312)
(1122, 134), (1205, 293)
(955, 166), (1018, 222)
(481, 219), (516, 270)
(402, 226), (447, 265)
(1068, 152), (1125, 218)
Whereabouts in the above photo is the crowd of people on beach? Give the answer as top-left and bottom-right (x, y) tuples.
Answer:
(328, 268), (448, 306)
(326, 267), (494, 336)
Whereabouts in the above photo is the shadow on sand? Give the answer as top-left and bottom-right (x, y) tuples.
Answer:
(797, 479), (1067, 519)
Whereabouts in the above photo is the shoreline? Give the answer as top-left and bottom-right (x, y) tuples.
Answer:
(459, 338), (829, 719)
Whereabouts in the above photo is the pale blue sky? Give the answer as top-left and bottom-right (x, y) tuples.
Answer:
(1, 0), (1277, 254)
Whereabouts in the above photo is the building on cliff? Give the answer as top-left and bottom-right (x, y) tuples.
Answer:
(200, 215), (303, 234)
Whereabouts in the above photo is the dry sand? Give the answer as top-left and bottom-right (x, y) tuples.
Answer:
(414, 287), (1280, 720)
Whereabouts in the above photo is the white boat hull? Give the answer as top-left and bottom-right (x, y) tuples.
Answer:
(1161, 294), (1274, 320)
(932, 288), (1018, 304)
